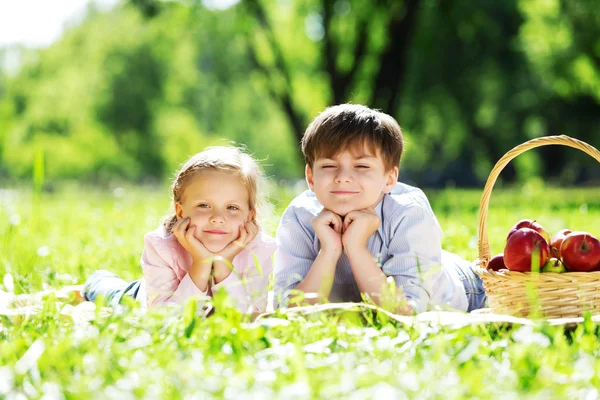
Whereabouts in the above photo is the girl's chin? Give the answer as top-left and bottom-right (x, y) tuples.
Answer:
(202, 241), (229, 254)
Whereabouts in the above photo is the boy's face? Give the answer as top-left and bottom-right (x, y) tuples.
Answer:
(305, 145), (398, 217)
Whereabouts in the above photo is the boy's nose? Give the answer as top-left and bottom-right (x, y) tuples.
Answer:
(334, 168), (354, 183)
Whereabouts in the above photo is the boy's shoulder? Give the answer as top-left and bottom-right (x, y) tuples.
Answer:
(382, 182), (436, 220)
(387, 182), (431, 207)
(285, 189), (324, 219)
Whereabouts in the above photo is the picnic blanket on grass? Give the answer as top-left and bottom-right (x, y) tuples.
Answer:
(1, 289), (597, 328)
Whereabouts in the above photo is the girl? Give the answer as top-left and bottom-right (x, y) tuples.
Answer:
(83, 146), (277, 314)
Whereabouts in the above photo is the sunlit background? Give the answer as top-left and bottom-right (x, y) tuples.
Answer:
(1, 0), (599, 188)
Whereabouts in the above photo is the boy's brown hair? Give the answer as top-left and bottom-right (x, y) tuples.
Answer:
(301, 104), (404, 171)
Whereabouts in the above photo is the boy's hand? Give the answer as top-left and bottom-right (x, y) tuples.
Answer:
(342, 207), (380, 250)
(312, 209), (343, 256)
(172, 217), (214, 264)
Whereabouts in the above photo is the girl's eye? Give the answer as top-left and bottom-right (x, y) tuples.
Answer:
(198, 203), (210, 208)
(227, 205), (240, 211)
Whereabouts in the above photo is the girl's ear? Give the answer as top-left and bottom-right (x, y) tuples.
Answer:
(175, 202), (184, 219)
(383, 166), (399, 194)
(247, 209), (256, 223)
(305, 164), (315, 191)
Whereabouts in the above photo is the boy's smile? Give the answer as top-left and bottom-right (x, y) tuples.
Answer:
(330, 190), (360, 195)
(306, 145), (398, 217)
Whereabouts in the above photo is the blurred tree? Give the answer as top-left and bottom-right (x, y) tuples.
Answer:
(0, 3), (301, 182)
(132, 0), (598, 185)
(240, 0), (422, 145)
(517, 0), (600, 183)
(1, 0), (598, 185)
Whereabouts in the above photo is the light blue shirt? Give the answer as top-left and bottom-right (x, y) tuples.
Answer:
(273, 182), (469, 312)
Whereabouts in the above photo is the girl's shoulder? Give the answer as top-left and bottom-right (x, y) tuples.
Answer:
(144, 225), (179, 248)
(248, 230), (277, 252)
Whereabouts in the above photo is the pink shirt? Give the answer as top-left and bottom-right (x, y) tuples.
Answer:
(140, 225), (276, 313)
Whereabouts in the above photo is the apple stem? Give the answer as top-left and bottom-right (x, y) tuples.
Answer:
(582, 235), (589, 251)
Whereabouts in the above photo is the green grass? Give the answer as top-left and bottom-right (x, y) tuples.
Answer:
(1, 184), (600, 399)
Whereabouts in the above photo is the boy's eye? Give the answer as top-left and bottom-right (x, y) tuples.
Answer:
(321, 165), (336, 169)
(356, 165), (370, 169)
(198, 203), (210, 208)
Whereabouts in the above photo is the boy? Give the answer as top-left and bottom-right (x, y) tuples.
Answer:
(273, 104), (486, 314)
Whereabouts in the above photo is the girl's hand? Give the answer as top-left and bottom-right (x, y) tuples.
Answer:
(213, 222), (258, 283)
(172, 217), (214, 263)
(216, 221), (258, 263)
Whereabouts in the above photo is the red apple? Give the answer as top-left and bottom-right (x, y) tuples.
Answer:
(560, 232), (600, 272)
(507, 219), (551, 244)
(504, 228), (550, 272)
(550, 229), (572, 258)
(487, 254), (507, 271)
(506, 219), (550, 244)
(541, 258), (567, 273)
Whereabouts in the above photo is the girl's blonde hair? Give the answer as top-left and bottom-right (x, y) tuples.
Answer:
(164, 146), (266, 233)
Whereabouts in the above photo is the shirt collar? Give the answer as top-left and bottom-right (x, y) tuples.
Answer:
(374, 194), (386, 243)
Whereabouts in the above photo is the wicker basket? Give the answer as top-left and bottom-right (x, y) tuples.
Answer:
(474, 135), (600, 318)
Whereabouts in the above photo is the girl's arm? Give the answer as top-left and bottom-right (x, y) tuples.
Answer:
(211, 238), (276, 313)
(141, 233), (210, 307)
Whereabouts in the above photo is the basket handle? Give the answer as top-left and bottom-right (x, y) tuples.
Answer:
(478, 135), (600, 268)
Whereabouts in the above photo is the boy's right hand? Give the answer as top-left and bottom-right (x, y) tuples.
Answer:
(172, 217), (214, 264)
(312, 209), (343, 256)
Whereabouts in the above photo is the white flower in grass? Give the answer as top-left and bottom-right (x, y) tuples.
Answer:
(37, 246), (50, 257)
(3, 273), (14, 293)
(8, 214), (20, 226)
(0, 366), (14, 395)
(279, 382), (311, 399)
(15, 339), (45, 374)
(512, 325), (550, 347)
(41, 382), (63, 400)
(112, 187), (125, 198)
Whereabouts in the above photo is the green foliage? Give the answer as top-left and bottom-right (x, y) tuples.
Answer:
(0, 3), (301, 182)
(0, 0), (599, 185)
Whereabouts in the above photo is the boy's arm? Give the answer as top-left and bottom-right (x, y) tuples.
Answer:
(292, 249), (339, 305)
(344, 247), (414, 315)
(378, 204), (444, 313)
(342, 208), (414, 315)
(274, 207), (341, 307)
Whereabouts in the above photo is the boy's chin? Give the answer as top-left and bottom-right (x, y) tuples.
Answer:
(324, 204), (356, 217)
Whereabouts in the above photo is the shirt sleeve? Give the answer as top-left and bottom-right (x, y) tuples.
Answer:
(141, 234), (208, 307)
(380, 204), (444, 313)
(273, 206), (317, 308)
(211, 239), (275, 314)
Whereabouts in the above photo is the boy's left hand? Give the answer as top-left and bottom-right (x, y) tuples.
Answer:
(341, 207), (380, 250)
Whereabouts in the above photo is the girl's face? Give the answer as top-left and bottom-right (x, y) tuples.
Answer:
(175, 169), (255, 253)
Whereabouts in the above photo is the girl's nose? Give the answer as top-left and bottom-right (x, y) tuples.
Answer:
(209, 211), (225, 224)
